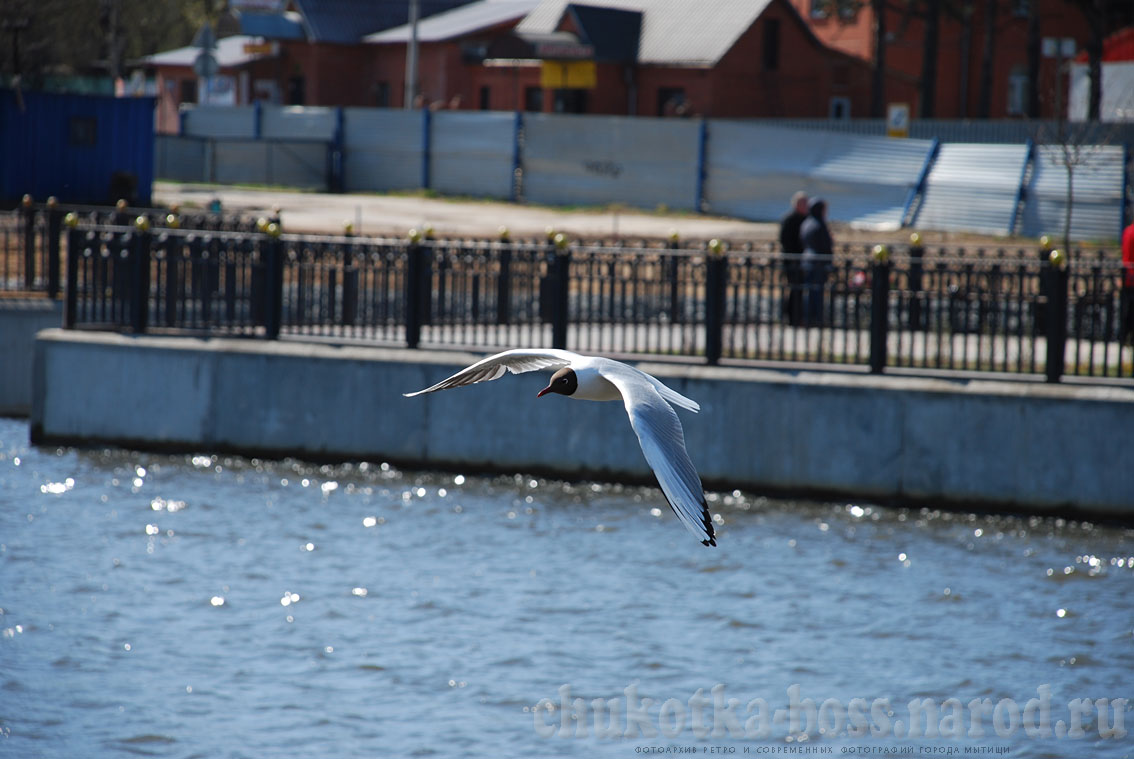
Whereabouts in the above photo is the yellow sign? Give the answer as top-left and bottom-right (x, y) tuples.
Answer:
(886, 103), (910, 138)
(243, 42), (275, 55)
(540, 61), (596, 90)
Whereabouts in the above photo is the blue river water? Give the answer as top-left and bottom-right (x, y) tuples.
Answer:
(0, 416), (1131, 758)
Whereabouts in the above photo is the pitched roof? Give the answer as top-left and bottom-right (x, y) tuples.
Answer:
(366, 0), (541, 44)
(517, 0), (774, 66)
(141, 35), (270, 68)
(290, 0), (481, 44)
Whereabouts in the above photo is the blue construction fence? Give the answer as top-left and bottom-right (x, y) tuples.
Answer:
(2, 89), (155, 206)
(157, 104), (1132, 242)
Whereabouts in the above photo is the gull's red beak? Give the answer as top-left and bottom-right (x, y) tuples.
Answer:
(536, 385), (552, 398)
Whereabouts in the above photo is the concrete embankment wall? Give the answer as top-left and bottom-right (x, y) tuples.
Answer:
(31, 329), (1134, 517)
(1, 300), (63, 416)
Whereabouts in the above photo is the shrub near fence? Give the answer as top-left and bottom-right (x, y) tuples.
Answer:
(62, 217), (1133, 383)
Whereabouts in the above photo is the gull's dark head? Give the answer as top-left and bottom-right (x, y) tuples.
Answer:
(537, 367), (577, 398)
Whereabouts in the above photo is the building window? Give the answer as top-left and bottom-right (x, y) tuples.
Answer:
(524, 86), (543, 112)
(179, 78), (198, 104)
(1007, 68), (1028, 115)
(1011, 0), (1030, 18)
(374, 81), (390, 107)
(763, 19), (780, 71)
(287, 76), (305, 105)
(479, 85), (491, 110)
(829, 96), (851, 119)
(69, 116), (97, 147)
(811, 0), (859, 19)
(657, 87), (687, 116)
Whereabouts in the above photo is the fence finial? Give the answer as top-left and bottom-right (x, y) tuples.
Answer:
(872, 244), (890, 263)
(1049, 249), (1066, 268)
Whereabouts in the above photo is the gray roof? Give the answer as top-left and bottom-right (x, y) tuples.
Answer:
(366, 0), (541, 44)
(517, 0), (774, 66)
(142, 35), (270, 68)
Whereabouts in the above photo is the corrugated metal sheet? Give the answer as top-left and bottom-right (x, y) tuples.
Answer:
(154, 135), (207, 183)
(183, 105), (257, 139)
(1, 89), (154, 205)
(430, 111), (516, 199)
(366, 0), (540, 43)
(342, 108), (425, 192)
(704, 122), (935, 229)
(517, 0), (771, 65)
(1020, 144), (1126, 242)
(522, 112), (701, 210)
(746, 118), (1134, 145)
(210, 140), (327, 188)
(912, 143), (1031, 236)
(260, 106), (338, 141)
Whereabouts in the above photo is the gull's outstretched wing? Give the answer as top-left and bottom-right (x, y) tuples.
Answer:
(403, 349), (580, 396)
(600, 366), (716, 547)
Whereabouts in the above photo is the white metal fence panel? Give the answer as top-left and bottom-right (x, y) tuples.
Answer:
(912, 143), (1031, 236)
(705, 122), (935, 229)
(1020, 144), (1126, 242)
(182, 105), (257, 138)
(342, 108), (424, 192)
(430, 111), (516, 200)
(522, 113), (701, 211)
(154, 136), (207, 183)
(261, 106), (338, 141)
(209, 140), (327, 188)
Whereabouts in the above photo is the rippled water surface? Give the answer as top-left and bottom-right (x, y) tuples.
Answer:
(1, 417), (1132, 758)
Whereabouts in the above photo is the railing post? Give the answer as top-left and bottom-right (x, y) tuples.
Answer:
(668, 231), (682, 323)
(550, 233), (571, 350)
(63, 214), (80, 328)
(45, 197), (62, 298)
(262, 221), (284, 339)
(405, 229), (426, 349)
(704, 239), (726, 365)
(342, 223), (358, 327)
(907, 232), (925, 331)
(1044, 249), (1069, 383)
(130, 216), (152, 334)
(496, 226), (511, 325)
(869, 245), (891, 374)
(21, 194), (36, 290)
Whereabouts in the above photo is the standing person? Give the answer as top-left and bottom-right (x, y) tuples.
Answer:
(779, 191), (808, 326)
(800, 198), (833, 326)
(1122, 220), (1134, 342)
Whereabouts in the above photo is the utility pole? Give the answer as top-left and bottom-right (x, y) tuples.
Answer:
(404, 0), (419, 108)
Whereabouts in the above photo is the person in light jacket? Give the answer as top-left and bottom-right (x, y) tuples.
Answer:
(799, 198), (833, 325)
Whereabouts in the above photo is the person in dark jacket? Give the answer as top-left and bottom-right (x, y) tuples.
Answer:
(778, 191), (808, 326)
(799, 198), (833, 325)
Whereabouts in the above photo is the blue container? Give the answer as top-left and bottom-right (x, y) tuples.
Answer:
(1, 88), (155, 206)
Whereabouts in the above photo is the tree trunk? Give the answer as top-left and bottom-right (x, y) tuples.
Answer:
(1026, 0), (1041, 117)
(1084, 0), (1105, 121)
(871, 0), (887, 118)
(977, 0), (996, 118)
(920, 0), (941, 118)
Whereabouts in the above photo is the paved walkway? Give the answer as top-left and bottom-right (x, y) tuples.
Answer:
(153, 182), (778, 241)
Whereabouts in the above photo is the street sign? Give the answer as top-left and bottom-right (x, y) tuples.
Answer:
(193, 51), (219, 78)
(886, 103), (910, 138)
(192, 23), (217, 50)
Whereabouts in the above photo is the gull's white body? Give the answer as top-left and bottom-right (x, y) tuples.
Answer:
(404, 349), (715, 546)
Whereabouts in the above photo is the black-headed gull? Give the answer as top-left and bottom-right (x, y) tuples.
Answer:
(404, 349), (716, 546)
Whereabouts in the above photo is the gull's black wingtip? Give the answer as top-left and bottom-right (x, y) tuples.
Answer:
(701, 499), (716, 546)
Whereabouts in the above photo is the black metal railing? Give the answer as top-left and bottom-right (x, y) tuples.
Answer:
(2, 197), (265, 297)
(61, 220), (1134, 383)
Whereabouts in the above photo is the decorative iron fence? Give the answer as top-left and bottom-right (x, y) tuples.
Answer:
(61, 220), (1134, 383)
(1, 199), (266, 296)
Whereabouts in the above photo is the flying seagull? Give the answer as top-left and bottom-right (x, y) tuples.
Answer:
(404, 349), (716, 546)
